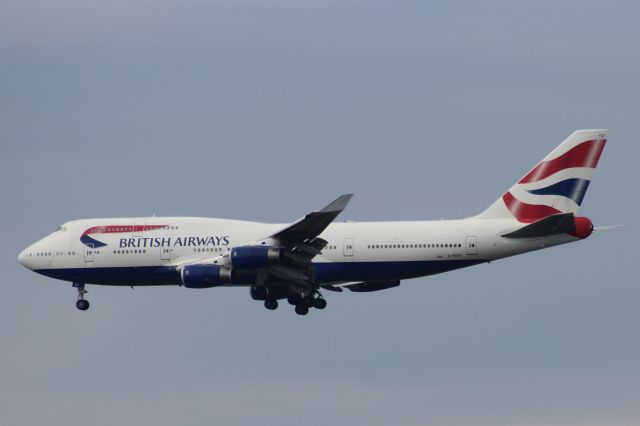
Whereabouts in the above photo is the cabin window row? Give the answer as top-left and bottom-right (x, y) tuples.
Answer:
(112, 249), (147, 254)
(193, 247), (229, 253)
(366, 243), (463, 249)
(103, 226), (180, 232)
(27, 251), (77, 257)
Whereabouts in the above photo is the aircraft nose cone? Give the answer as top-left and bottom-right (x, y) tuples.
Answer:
(18, 248), (30, 269)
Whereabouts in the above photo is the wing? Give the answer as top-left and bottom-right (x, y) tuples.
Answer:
(267, 194), (353, 247)
(176, 194), (353, 289)
(257, 193), (353, 285)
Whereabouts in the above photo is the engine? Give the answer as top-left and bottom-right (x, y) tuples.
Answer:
(181, 264), (257, 288)
(181, 264), (231, 288)
(230, 246), (282, 270)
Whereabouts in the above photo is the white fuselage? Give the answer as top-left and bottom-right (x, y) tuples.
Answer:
(18, 216), (580, 287)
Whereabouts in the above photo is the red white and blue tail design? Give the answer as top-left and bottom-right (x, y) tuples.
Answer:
(477, 129), (608, 222)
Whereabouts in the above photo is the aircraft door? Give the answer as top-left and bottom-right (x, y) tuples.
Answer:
(84, 243), (95, 267)
(160, 247), (173, 261)
(466, 236), (477, 255)
(343, 238), (355, 261)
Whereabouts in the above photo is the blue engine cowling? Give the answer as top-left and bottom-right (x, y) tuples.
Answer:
(181, 264), (232, 288)
(230, 246), (281, 270)
(181, 264), (258, 288)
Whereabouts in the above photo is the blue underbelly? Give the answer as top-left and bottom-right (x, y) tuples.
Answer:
(35, 259), (487, 286)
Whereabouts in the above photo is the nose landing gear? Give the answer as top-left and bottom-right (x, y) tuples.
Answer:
(73, 283), (90, 311)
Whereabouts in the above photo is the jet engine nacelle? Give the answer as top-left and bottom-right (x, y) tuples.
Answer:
(181, 264), (232, 288)
(230, 246), (281, 270)
(181, 264), (258, 288)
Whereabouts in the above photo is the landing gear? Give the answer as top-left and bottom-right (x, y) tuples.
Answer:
(76, 299), (90, 311)
(264, 298), (278, 310)
(288, 288), (327, 315)
(302, 296), (315, 308)
(287, 294), (301, 306)
(73, 283), (90, 311)
(313, 297), (327, 310)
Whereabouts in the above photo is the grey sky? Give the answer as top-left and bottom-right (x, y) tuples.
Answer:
(1, 1), (638, 425)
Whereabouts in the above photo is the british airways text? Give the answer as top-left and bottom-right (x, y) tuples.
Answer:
(119, 236), (230, 248)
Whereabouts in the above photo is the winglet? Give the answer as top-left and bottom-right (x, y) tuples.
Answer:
(320, 194), (353, 213)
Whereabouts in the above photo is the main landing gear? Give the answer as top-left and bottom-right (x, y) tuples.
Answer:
(73, 283), (90, 311)
(288, 290), (327, 316)
(264, 298), (278, 310)
(251, 285), (327, 315)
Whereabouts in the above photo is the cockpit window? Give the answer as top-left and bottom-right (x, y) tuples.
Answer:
(56, 226), (68, 232)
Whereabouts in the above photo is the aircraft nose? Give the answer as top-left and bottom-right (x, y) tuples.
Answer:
(18, 248), (30, 269)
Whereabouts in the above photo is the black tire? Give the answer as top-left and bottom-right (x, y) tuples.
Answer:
(314, 298), (327, 310)
(264, 299), (278, 310)
(250, 286), (267, 301)
(295, 305), (309, 315)
(76, 299), (90, 311)
(303, 296), (314, 308)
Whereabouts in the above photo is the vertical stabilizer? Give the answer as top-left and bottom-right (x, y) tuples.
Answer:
(476, 130), (608, 222)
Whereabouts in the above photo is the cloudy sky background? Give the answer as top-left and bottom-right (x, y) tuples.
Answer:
(1, 1), (638, 425)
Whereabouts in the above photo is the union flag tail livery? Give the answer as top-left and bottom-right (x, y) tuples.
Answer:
(18, 129), (612, 315)
(478, 129), (608, 222)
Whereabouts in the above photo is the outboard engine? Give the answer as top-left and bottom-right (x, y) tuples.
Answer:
(230, 246), (282, 269)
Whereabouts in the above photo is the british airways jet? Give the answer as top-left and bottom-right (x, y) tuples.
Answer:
(18, 130), (609, 315)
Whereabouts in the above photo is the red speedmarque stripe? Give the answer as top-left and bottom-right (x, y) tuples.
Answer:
(82, 225), (168, 236)
(502, 192), (561, 223)
(518, 139), (606, 184)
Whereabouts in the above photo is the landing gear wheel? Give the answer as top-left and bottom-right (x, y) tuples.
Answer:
(314, 298), (327, 310)
(295, 305), (309, 315)
(73, 283), (89, 311)
(76, 299), (90, 311)
(302, 296), (314, 308)
(264, 299), (278, 310)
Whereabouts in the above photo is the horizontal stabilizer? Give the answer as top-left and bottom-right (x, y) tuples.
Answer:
(502, 213), (575, 238)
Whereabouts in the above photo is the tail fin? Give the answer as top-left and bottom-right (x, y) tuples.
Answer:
(477, 129), (608, 222)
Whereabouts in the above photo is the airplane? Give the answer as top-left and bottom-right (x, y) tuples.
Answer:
(18, 129), (609, 315)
